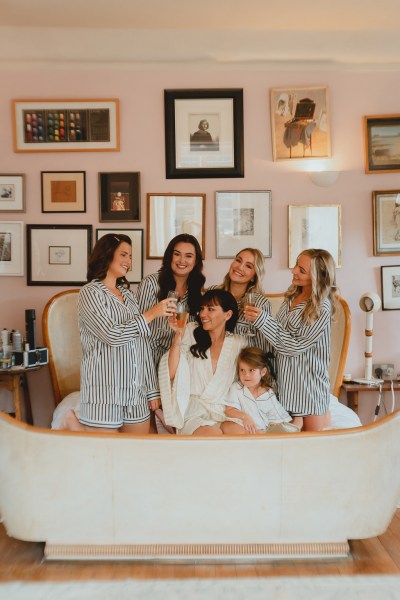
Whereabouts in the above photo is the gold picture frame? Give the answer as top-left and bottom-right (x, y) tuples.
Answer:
(13, 99), (119, 152)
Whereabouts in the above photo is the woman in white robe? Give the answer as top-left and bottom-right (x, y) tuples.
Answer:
(158, 289), (247, 436)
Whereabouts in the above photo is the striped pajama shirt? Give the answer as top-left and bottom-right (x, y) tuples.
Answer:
(254, 298), (332, 416)
(78, 280), (159, 427)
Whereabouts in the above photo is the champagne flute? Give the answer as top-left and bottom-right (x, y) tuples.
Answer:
(242, 292), (256, 337)
(175, 301), (189, 329)
(155, 291), (179, 335)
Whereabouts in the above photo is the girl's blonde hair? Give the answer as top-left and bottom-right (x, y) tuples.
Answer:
(285, 248), (339, 324)
(236, 347), (274, 390)
(222, 248), (265, 294)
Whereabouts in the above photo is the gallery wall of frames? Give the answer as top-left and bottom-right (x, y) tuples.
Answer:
(1, 68), (400, 425)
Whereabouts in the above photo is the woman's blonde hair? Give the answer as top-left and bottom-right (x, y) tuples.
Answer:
(221, 248), (265, 294)
(285, 248), (339, 324)
(236, 347), (274, 390)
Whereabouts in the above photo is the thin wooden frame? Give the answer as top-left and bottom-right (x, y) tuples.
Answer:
(372, 190), (400, 256)
(270, 86), (331, 161)
(0, 175), (25, 212)
(364, 115), (400, 173)
(164, 89), (244, 179)
(27, 225), (92, 286)
(13, 99), (119, 152)
(216, 190), (272, 258)
(0, 221), (24, 276)
(288, 205), (342, 268)
(96, 228), (144, 283)
(41, 171), (86, 213)
(146, 193), (205, 259)
(381, 265), (400, 310)
(99, 172), (140, 222)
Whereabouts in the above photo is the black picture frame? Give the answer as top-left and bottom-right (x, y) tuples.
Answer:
(99, 172), (140, 222)
(27, 224), (92, 286)
(164, 89), (244, 179)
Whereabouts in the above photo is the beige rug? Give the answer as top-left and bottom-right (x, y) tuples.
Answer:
(1, 576), (400, 599)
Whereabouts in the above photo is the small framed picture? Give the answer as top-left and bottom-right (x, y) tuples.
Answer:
(270, 86), (331, 161)
(99, 172), (140, 222)
(27, 224), (92, 286)
(288, 205), (342, 268)
(0, 221), (24, 276)
(41, 171), (86, 213)
(13, 99), (119, 152)
(0, 175), (25, 212)
(146, 193), (205, 259)
(364, 115), (400, 173)
(381, 265), (400, 310)
(96, 228), (144, 283)
(164, 89), (244, 179)
(372, 191), (400, 256)
(216, 190), (272, 258)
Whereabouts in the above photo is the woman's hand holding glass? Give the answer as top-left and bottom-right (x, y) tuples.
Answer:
(242, 293), (261, 336)
(143, 296), (177, 323)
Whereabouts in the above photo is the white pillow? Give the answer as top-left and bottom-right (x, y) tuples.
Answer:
(51, 391), (80, 430)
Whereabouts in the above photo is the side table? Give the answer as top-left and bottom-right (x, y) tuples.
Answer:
(0, 365), (42, 424)
(341, 381), (400, 415)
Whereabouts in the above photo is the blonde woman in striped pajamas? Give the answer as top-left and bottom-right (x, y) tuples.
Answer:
(63, 234), (174, 434)
(243, 249), (338, 432)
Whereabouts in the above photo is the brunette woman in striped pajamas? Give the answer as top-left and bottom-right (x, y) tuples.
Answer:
(243, 249), (338, 431)
(136, 234), (205, 369)
(63, 234), (174, 433)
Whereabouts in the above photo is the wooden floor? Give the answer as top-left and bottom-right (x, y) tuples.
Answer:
(1, 511), (400, 581)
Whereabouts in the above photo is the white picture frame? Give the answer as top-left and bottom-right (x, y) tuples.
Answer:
(288, 204), (342, 268)
(216, 190), (272, 258)
(96, 228), (144, 283)
(381, 265), (400, 310)
(0, 221), (24, 276)
(0, 175), (25, 212)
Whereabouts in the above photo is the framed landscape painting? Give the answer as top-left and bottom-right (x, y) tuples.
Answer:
(364, 115), (400, 173)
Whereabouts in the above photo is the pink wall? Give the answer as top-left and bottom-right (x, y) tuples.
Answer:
(1, 67), (400, 425)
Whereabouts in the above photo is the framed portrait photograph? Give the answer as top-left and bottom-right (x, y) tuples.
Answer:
(0, 221), (24, 276)
(13, 99), (119, 152)
(381, 265), (400, 310)
(27, 224), (92, 286)
(0, 174), (25, 212)
(216, 190), (272, 258)
(41, 171), (86, 213)
(96, 228), (144, 283)
(99, 172), (140, 222)
(147, 193), (205, 259)
(364, 115), (400, 173)
(288, 205), (342, 268)
(164, 89), (244, 179)
(270, 86), (331, 161)
(372, 190), (400, 256)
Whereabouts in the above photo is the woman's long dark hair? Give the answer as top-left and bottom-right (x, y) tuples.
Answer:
(87, 233), (132, 289)
(157, 234), (205, 316)
(190, 289), (238, 359)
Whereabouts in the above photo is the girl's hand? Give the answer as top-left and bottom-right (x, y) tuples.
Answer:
(242, 414), (258, 434)
(243, 305), (261, 323)
(149, 398), (161, 411)
(143, 298), (177, 322)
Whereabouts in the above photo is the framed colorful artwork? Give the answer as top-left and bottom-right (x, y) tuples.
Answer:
(99, 172), (140, 222)
(13, 99), (119, 152)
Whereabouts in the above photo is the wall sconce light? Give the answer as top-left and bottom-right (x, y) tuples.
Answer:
(308, 171), (339, 187)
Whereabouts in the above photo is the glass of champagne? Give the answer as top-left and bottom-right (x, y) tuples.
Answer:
(175, 301), (188, 329)
(243, 292), (256, 337)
